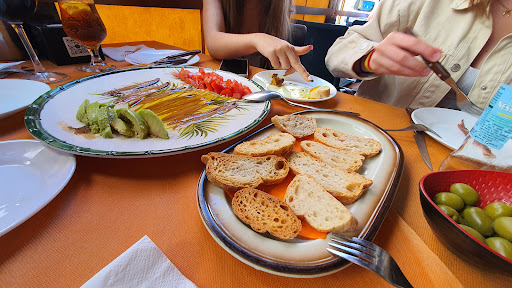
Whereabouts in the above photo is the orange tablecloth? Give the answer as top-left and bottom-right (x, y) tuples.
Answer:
(1, 41), (510, 287)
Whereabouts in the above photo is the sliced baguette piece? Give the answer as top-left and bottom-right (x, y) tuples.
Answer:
(271, 115), (317, 138)
(300, 140), (364, 171)
(285, 175), (357, 233)
(286, 151), (372, 204)
(314, 127), (382, 158)
(234, 132), (296, 156)
(232, 188), (301, 239)
(201, 152), (289, 192)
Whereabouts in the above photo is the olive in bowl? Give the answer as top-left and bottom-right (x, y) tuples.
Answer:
(419, 169), (512, 275)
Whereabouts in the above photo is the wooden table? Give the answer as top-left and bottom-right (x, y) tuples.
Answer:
(1, 41), (509, 287)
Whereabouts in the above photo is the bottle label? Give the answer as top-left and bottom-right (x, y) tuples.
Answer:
(470, 84), (512, 150)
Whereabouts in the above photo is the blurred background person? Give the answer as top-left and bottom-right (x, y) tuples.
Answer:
(326, 0), (512, 110)
(203, 0), (313, 81)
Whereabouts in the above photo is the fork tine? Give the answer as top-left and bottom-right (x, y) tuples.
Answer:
(328, 241), (374, 263)
(326, 248), (375, 271)
(416, 124), (443, 138)
(330, 237), (375, 256)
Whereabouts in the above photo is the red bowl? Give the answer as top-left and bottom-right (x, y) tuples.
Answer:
(419, 170), (512, 274)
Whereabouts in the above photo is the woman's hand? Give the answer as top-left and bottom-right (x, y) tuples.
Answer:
(254, 33), (314, 81)
(365, 31), (442, 77)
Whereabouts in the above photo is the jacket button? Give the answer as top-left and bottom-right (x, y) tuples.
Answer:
(481, 85), (487, 91)
(451, 64), (461, 72)
(360, 43), (368, 50)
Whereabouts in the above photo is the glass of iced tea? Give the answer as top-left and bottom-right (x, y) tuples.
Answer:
(58, 0), (115, 72)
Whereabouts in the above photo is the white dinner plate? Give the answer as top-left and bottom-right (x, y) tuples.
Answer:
(25, 66), (269, 158)
(411, 107), (479, 150)
(125, 49), (200, 66)
(0, 79), (51, 119)
(251, 70), (337, 103)
(0, 140), (75, 237)
(197, 110), (404, 277)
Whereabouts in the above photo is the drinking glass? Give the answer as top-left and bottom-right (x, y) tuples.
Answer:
(58, 0), (115, 72)
(0, 0), (69, 83)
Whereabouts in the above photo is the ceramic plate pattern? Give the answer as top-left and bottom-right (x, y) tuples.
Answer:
(0, 79), (50, 119)
(411, 107), (478, 150)
(125, 49), (200, 66)
(252, 70), (337, 103)
(197, 110), (404, 277)
(25, 66), (269, 157)
(0, 140), (75, 237)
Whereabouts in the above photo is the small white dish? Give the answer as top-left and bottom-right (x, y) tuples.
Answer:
(411, 107), (478, 150)
(0, 140), (75, 237)
(125, 49), (200, 66)
(252, 70), (337, 103)
(0, 79), (51, 119)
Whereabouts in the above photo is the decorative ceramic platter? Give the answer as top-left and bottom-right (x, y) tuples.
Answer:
(252, 70), (337, 103)
(25, 66), (269, 157)
(197, 110), (404, 277)
(0, 140), (75, 237)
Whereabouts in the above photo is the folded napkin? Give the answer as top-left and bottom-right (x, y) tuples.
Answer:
(82, 235), (197, 288)
(0, 61), (25, 70)
(102, 45), (155, 62)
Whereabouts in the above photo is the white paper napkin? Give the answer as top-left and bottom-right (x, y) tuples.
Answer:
(102, 45), (155, 62)
(0, 61), (25, 70)
(82, 235), (197, 288)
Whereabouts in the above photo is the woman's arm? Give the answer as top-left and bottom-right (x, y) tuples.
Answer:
(202, 0), (313, 81)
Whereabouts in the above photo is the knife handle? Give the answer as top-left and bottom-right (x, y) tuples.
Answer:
(403, 28), (450, 81)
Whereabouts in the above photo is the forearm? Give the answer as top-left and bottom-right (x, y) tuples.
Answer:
(205, 32), (264, 60)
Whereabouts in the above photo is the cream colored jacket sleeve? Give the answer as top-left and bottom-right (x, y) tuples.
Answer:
(326, 0), (512, 109)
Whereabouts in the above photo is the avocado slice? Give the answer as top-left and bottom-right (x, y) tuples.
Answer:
(98, 106), (113, 138)
(137, 109), (169, 139)
(76, 99), (90, 124)
(110, 117), (134, 138)
(85, 101), (101, 133)
(117, 108), (149, 139)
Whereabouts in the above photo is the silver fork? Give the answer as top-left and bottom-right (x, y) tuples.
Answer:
(327, 236), (414, 288)
(384, 123), (442, 138)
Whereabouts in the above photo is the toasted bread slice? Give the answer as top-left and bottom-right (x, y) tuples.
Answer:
(285, 175), (357, 233)
(234, 133), (296, 156)
(232, 188), (301, 239)
(271, 115), (317, 138)
(286, 151), (372, 204)
(314, 127), (382, 158)
(300, 140), (364, 171)
(201, 152), (289, 192)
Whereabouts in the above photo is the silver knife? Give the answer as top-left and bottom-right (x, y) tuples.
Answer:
(407, 108), (433, 171)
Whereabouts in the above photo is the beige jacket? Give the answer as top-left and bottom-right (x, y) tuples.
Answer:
(325, 0), (512, 109)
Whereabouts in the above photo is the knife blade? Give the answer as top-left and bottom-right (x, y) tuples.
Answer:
(413, 132), (433, 172)
(151, 49), (201, 64)
(406, 108), (433, 171)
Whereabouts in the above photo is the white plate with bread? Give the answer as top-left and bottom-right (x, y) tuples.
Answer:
(197, 111), (404, 277)
(251, 70), (337, 103)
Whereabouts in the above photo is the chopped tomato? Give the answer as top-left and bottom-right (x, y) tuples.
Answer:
(173, 67), (252, 98)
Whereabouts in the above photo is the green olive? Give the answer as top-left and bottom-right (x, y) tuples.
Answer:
(449, 183), (479, 206)
(459, 224), (486, 242)
(433, 192), (465, 211)
(485, 237), (512, 261)
(484, 202), (512, 219)
(461, 207), (495, 237)
(438, 205), (461, 223)
(493, 217), (512, 242)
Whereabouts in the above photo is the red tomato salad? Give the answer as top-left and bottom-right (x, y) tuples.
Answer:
(172, 68), (252, 99)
